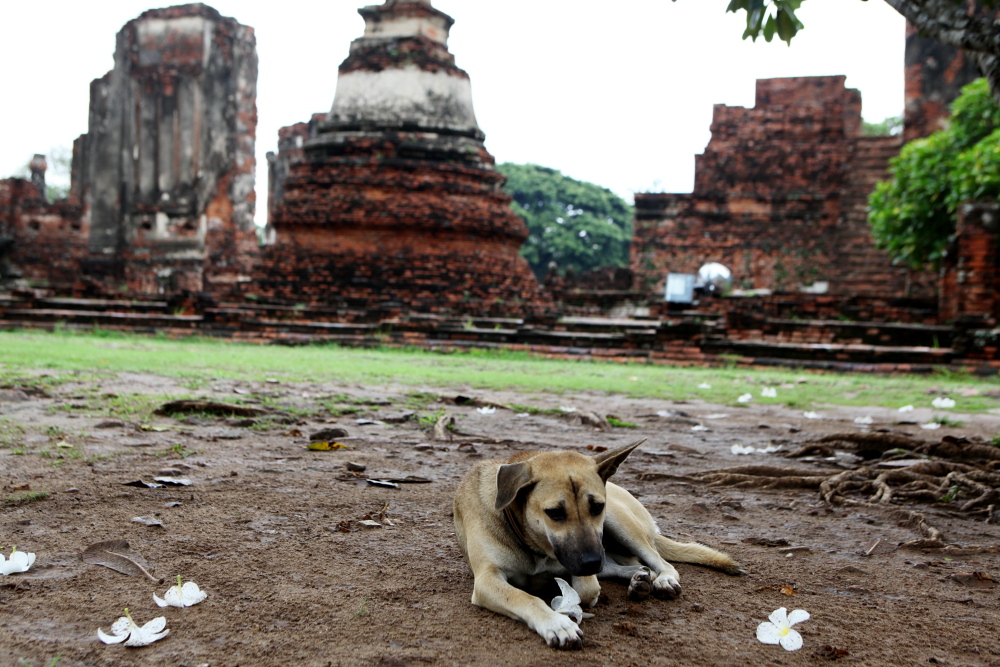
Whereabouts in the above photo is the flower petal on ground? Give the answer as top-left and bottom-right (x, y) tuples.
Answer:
(698, 383), (711, 389)
(803, 412), (820, 419)
(550, 577), (583, 623)
(125, 617), (169, 646)
(778, 628), (803, 651)
(898, 405), (914, 413)
(756, 621), (782, 645)
(786, 609), (810, 626)
(737, 393), (753, 403)
(0, 549), (34, 575)
(854, 416), (873, 425)
(931, 397), (956, 409)
(97, 627), (128, 644)
(731, 444), (755, 455)
(476, 406), (496, 415)
(920, 422), (942, 430)
(768, 607), (789, 626)
(761, 387), (777, 398)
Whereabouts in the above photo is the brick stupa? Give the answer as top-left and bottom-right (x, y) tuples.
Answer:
(260, 0), (541, 314)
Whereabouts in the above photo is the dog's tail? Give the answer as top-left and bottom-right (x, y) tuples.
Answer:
(654, 535), (744, 575)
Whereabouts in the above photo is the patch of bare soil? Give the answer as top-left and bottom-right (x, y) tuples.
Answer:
(1, 376), (998, 666)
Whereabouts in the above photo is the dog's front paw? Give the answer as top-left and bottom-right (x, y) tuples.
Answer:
(627, 566), (652, 601)
(652, 573), (682, 600)
(535, 614), (583, 650)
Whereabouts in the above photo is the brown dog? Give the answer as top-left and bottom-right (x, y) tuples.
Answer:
(453, 440), (742, 649)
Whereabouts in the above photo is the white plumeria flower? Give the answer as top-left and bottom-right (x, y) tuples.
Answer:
(803, 411), (820, 419)
(761, 387), (777, 398)
(153, 575), (207, 608)
(731, 444), (755, 455)
(756, 445), (780, 454)
(691, 424), (709, 432)
(550, 577), (583, 624)
(698, 383), (712, 389)
(854, 416), (873, 425)
(931, 397), (956, 409)
(558, 406), (576, 413)
(898, 405), (914, 413)
(476, 406), (496, 415)
(737, 393), (753, 403)
(0, 547), (35, 575)
(756, 607), (810, 651)
(97, 608), (170, 647)
(920, 422), (942, 430)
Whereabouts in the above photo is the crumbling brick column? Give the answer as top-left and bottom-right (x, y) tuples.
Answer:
(261, 0), (542, 315)
(940, 201), (1000, 326)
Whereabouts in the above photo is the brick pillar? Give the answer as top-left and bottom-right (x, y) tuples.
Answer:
(940, 201), (1000, 325)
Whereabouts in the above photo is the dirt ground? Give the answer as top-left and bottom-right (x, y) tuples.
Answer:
(1, 371), (998, 667)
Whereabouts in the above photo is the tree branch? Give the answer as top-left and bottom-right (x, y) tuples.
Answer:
(883, 0), (1000, 55)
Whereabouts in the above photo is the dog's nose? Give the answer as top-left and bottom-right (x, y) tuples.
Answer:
(576, 552), (603, 576)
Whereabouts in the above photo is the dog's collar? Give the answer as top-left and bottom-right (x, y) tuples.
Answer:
(503, 506), (547, 558)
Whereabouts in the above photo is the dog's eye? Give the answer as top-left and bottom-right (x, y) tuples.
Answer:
(589, 501), (605, 517)
(545, 507), (567, 522)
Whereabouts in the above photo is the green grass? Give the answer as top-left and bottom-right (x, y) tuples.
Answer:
(5, 489), (50, 505)
(0, 418), (25, 447)
(1, 329), (1000, 412)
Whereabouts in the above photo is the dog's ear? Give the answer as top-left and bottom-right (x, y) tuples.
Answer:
(594, 439), (645, 482)
(495, 461), (533, 511)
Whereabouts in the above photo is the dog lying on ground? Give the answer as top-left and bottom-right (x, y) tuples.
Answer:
(453, 440), (743, 649)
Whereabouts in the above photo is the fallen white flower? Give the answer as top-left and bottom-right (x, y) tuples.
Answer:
(854, 416), (873, 425)
(920, 422), (942, 430)
(898, 405), (914, 413)
(0, 547), (35, 576)
(154, 575), (207, 608)
(550, 577), (584, 624)
(731, 444), (755, 455)
(476, 406), (497, 415)
(756, 445), (780, 454)
(761, 387), (777, 398)
(803, 412), (820, 419)
(756, 607), (810, 651)
(698, 383), (712, 389)
(737, 393), (753, 403)
(931, 397), (956, 409)
(558, 406), (576, 413)
(691, 425), (710, 432)
(97, 609), (170, 647)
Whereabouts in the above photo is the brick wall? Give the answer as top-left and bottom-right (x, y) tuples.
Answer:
(631, 76), (936, 302)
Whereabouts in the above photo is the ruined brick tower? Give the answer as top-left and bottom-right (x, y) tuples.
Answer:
(80, 3), (258, 295)
(261, 0), (540, 314)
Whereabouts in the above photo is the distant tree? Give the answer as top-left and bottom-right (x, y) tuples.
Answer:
(703, 1), (1000, 104)
(497, 163), (633, 279)
(868, 78), (1000, 268)
(862, 115), (904, 136)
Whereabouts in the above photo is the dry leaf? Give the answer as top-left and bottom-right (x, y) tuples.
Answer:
(780, 585), (797, 596)
(307, 442), (347, 451)
(81, 540), (162, 583)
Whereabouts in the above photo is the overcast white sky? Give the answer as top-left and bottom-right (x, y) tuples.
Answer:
(0, 0), (905, 220)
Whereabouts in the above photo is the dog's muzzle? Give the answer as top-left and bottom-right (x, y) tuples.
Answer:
(556, 546), (605, 577)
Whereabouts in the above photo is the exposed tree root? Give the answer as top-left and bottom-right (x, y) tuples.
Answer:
(690, 434), (1000, 549)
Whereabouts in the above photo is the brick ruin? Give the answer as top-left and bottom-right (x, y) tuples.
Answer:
(258, 0), (542, 316)
(0, 3), (258, 297)
(7, 3), (1000, 369)
(630, 75), (936, 304)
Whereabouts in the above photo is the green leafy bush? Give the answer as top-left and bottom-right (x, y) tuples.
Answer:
(869, 79), (1000, 269)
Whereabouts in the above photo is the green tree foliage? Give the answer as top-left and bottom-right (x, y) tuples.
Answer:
(862, 115), (903, 136)
(497, 163), (633, 279)
(868, 79), (1000, 268)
